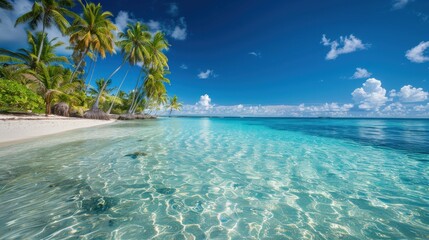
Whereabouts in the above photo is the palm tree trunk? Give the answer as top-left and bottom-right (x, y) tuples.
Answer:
(169, 108), (172, 117)
(130, 90), (142, 114)
(85, 55), (97, 93)
(36, 24), (46, 63)
(131, 93), (146, 114)
(92, 60), (125, 110)
(107, 67), (130, 114)
(131, 90), (144, 114)
(128, 68), (144, 113)
(69, 47), (89, 83)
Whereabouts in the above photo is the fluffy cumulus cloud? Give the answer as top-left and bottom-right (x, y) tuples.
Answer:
(114, 11), (134, 33)
(321, 34), (367, 60)
(198, 94), (212, 110)
(173, 102), (354, 117)
(392, 0), (411, 10)
(197, 69), (214, 79)
(170, 17), (187, 40)
(405, 41), (429, 63)
(158, 86), (429, 117)
(352, 78), (388, 110)
(390, 85), (428, 102)
(146, 20), (161, 31)
(352, 68), (372, 79)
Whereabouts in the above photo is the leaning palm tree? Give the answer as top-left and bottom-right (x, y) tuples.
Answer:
(88, 78), (115, 109)
(68, 1), (117, 82)
(128, 31), (170, 113)
(0, 31), (68, 69)
(15, 0), (76, 63)
(85, 21), (152, 119)
(0, 0), (13, 10)
(30, 64), (78, 115)
(167, 95), (182, 117)
(105, 22), (151, 114)
(129, 67), (169, 114)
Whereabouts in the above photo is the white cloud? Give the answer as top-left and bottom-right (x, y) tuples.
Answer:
(180, 64), (188, 69)
(197, 69), (214, 79)
(352, 68), (372, 79)
(0, 0), (33, 46)
(405, 41), (429, 63)
(198, 94), (212, 110)
(172, 102), (354, 117)
(115, 11), (136, 34)
(167, 3), (179, 16)
(414, 103), (429, 112)
(321, 34), (367, 60)
(391, 85), (428, 102)
(249, 52), (261, 57)
(169, 17), (187, 40)
(392, 0), (411, 10)
(171, 26), (187, 40)
(146, 20), (161, 31)
(352, 78), (388, 110)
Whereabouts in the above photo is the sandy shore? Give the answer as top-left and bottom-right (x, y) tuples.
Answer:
(0, 114), (115, 145)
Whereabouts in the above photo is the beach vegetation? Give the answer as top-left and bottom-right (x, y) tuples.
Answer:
(0, 0), (179, 119)
(0, 79), (44, 113)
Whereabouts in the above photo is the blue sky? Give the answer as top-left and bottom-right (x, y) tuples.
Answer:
(1, 0), (429, 117)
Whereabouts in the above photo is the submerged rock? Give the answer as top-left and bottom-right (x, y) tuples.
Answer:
(125, 151), (148, 159)
(156, 188), (176, 195)
(81, 196), (119, 214)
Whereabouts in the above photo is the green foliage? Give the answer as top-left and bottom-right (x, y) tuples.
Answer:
(0, 79), (44, 112)
(0, 0), (13, 10)
(0, 1), (177, 117)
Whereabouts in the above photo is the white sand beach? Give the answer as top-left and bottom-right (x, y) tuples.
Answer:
(0, 114), (115, 145)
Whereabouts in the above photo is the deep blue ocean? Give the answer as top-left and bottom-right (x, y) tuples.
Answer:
(0, 118), (428, 239)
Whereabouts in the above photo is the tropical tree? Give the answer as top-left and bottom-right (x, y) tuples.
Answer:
(105, 22), (151, 114)
(85, 21), (153, 118)
(30, 64), (78, 115)
(0, 0), (13, 10)
(127, 67), (169, 114)
(128, 31), (169, 113)
(167, 95), (182, 116)
(68, 1), (117, 82)
(15, 0), (76, 63)
(0, 31), (68, 69)
(87, 78), (115, 110)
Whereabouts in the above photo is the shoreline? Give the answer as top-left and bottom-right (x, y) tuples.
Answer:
(0, 114), (116, 146)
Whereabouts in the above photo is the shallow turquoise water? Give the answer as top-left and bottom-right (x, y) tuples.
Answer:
(0, 117), (428, 239)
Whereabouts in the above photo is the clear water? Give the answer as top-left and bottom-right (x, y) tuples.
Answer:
(0, 118), (428, 239)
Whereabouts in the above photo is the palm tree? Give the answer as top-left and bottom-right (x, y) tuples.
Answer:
(117, 22), (152, 66)
(128, 68), (169, 114)
(88, 78), (115, 110)
(68, 1), (117, 82)
(0, 0), (13, 10)
(147, 32), (169, 70)
(107, 67), (130, 114)
(167, 95), (182, 117)
(128, 31), (170, 113)
(30, 64), (78, 115)
(85, 21), (153, 119)
(15, 0), (77, 63)
(0, 31), (68, 69)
